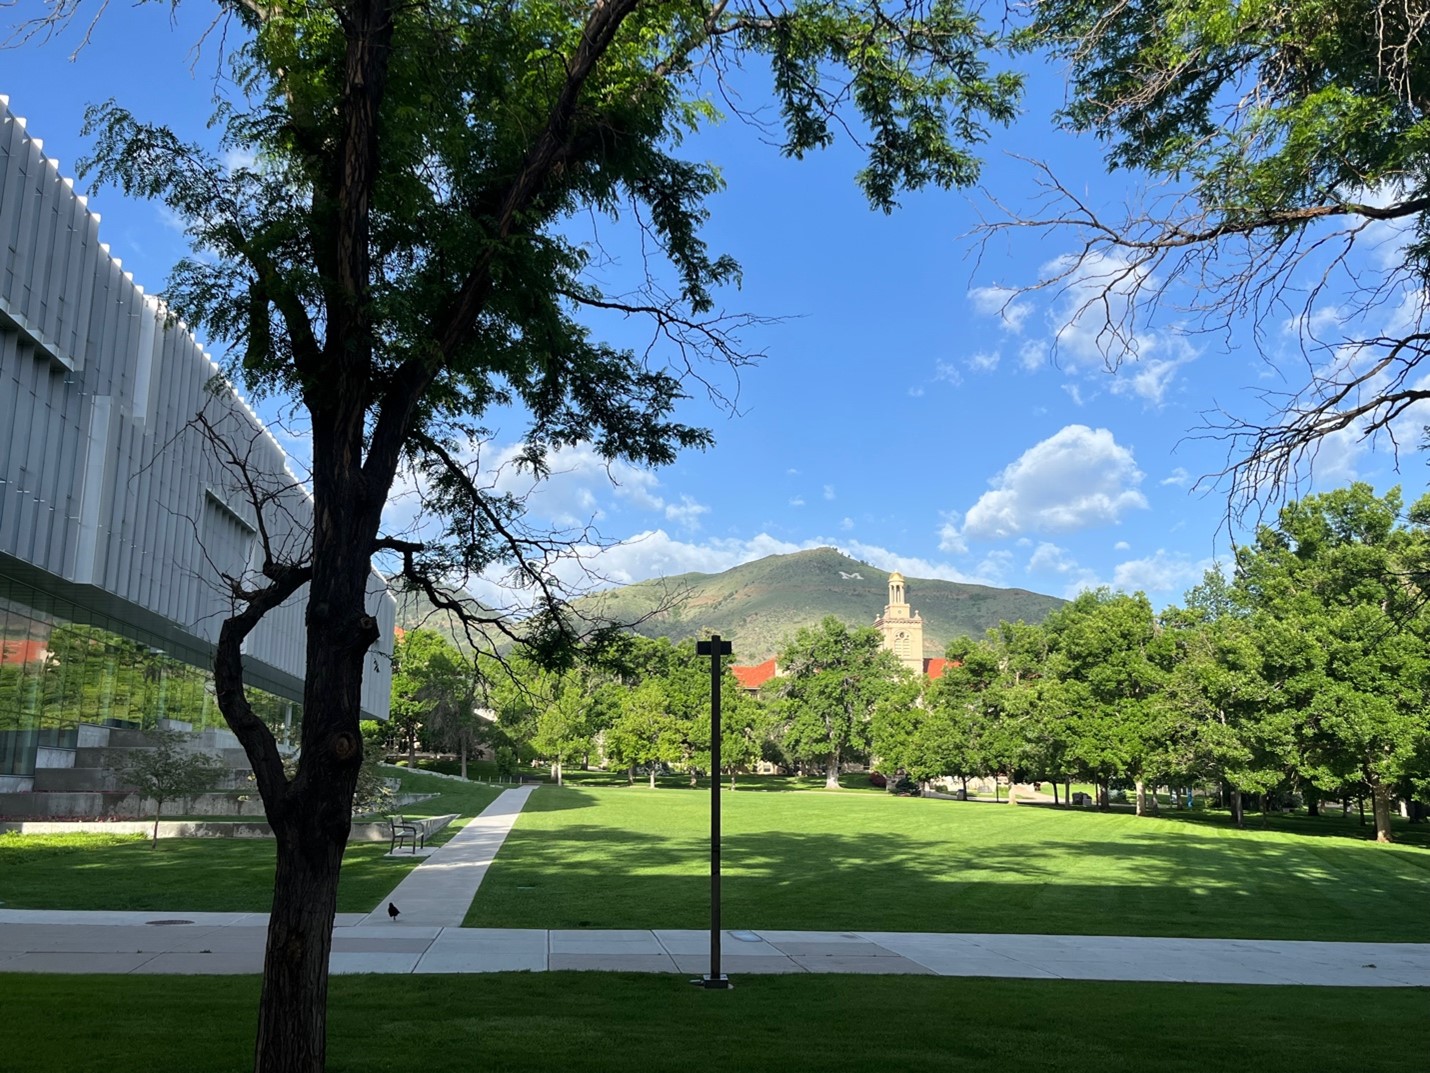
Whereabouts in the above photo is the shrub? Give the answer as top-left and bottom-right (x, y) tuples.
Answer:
(868, 772), (888, 789)
(892, 775), (918, 796)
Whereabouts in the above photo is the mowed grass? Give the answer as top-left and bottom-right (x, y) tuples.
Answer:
(0, 770), (502, 913)
(7, 973), (1426, 1073)
(465, 785), (1430, 941)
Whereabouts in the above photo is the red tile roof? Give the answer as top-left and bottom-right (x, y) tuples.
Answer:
(731, 658), (778, 690)
(923, 657), (950, 680)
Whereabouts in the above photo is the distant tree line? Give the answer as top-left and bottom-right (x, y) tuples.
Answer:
(389, 483), (1430, 843)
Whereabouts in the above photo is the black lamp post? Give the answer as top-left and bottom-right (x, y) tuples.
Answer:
(693, 634), (733, 989)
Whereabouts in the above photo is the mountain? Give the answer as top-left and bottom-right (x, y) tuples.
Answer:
(574, 546), (1065, 663)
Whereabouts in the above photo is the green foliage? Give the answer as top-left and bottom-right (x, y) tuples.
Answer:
(1027, 0), (1430, 241)
(390, 629), (477, 761)
(769, 616), (907, 782)
(109, 731), (227, 847)
(1228, 483), (1430, 838)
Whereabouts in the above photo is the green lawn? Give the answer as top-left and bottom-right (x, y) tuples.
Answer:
(6, 974), (1425, 1073)
(0, 770), (502, 913)
(465, 784), (1430, 941)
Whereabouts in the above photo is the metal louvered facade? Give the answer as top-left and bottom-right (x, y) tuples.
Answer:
(0, 95), (393, 783)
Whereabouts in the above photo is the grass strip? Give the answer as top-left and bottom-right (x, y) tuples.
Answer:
(5, 973), (1425, 1073)
(0, 771), (502, 913)
(467, 784), (1430, 940)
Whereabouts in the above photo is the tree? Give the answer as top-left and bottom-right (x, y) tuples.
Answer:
(389, 629), (468, 767)
(606, 678), (685, 788)
(771, 616), (906, 788)
(528, 669), (591, 786)
(31, 0), (1020, 1066)
(1004, 0), (1430, 501)
(1155, 575), (1272, 825)
(1039, 590), (1165, 814)
(111, 730), (227, 847)
(1231, 484), (1430, 841)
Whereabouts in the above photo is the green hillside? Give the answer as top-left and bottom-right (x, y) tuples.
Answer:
(574, 546), (1064, 663)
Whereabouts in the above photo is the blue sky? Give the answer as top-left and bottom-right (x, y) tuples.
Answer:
(4, 4), (1422, 615)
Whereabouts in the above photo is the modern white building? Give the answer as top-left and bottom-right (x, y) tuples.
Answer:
(0, 94), (394, 795)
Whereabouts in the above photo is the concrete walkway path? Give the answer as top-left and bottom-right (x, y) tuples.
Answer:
(0, 912), (1426, 985)
(358, 784), (536, 928)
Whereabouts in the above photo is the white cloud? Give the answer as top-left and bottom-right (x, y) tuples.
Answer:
(823, 484), (836, 501)
(1026, 541), (1076, 574)
(840, 516), (855, 531)
(1306, 423), (1368, 487)
(975, 549), (1014, 585)
(937, 514), (968, 554)
(990, 248), (1199, 403)
(222, 148), (259, 175)
(934, 360), (963, 387)
(1111, 550), (1216, 597)
(1043, 249), (1154, 369)
(789, 496), (806, 508)
(968, 285), (1033, 333)
(908, 386), (926, 397)
(1113, 540), (1130, 551)
(664, 495), (709, 529)
(955, 425), (1148, 541)
(1107, 337), (1199, 406)
(1160, 467), (1190, 487)
(966, 349), (1001, 373)
(380, 439), (712, 543)
(488, 442), (664, 526)
(1018, 339), (1046, 372)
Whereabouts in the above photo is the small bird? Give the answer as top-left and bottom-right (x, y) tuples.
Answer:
(387, 902), (400, 921)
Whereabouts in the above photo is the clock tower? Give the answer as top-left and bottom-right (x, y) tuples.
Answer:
(874, 571), (924, 673)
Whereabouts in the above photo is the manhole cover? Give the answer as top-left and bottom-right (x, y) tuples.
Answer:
(145, 919), (194, 926)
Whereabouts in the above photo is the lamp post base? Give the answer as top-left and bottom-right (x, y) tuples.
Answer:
(690, 974), (733, 989)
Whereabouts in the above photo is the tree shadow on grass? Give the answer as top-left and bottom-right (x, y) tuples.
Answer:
(467, 805), (1430, 941)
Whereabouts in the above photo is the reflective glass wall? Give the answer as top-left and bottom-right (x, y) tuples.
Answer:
(0, 581), (302, 776)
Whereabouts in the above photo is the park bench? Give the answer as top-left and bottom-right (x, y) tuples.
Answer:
(386, 815), (425, 854)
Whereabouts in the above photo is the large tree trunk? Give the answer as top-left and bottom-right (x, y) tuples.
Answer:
(554, 758), (563, 787)
(825, 753), (840, 790)
(1230, 788), (1244, 828)
(459, 740), (468, 780)
(254, 821), (348, 1073)
(1134, 778), (1146, 817)
(649, 767), (657, 790)
(1052, 780), (1059, 806)
(1371, 782), (1395, 843)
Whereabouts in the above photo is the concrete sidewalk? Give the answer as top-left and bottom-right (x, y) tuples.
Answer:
(358, 784), (536, 927)
(0, 912), (1426, 985)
